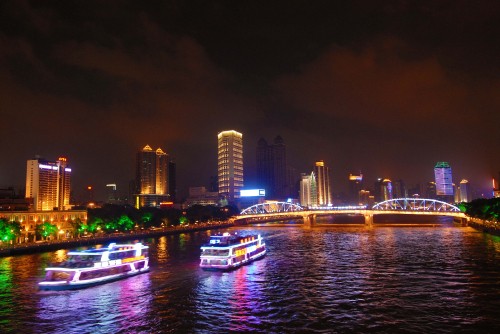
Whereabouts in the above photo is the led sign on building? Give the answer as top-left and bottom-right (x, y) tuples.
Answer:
(240, 189), (266, 197)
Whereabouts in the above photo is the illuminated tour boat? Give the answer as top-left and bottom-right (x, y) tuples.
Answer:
(200, 232), (266, 270)
(39, 242), (149, 291)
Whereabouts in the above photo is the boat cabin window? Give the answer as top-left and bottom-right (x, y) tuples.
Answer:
(50, 271), (71, 281)
(202, 249), (229, 256)
(109, 250), (137, 260)
(67, 254), (101, 262)
(209, 236), (232, 245)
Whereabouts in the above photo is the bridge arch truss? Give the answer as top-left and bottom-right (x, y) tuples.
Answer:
(240, 202), (304, 215)
(372, 198), (461, 212)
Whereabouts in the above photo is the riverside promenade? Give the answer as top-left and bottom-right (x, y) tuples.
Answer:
(0, 221), (234, 257)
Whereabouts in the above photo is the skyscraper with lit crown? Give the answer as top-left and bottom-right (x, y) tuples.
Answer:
(135, 145), (170, 208)
(434, 162), (453, 202)
(26, 156), (72, 211)
(299, 172), (317, 207)
(314, 160), (331, 206)
(348, 173), (363, 204)
(459, 179), (472, 202)
(218, 130), (244, 201)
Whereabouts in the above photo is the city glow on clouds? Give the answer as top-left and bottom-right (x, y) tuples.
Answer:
(0, 1), (499, 200)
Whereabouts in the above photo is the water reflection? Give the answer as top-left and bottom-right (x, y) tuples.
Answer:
(1, 226), (499, 333)
(37, 272), (152, 333)
(53, 250), (67, 263)
(0, 257), (14, 328)
(156, 236), (169, 263)
(195, 259), (267, 332)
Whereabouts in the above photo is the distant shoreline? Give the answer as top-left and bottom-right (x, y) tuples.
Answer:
(0, 222), (234, 257)
(2, 219), (498, 257)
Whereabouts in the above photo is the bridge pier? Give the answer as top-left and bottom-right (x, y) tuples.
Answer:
(303, 214), (316, 227)
(364, 214), (374, 226)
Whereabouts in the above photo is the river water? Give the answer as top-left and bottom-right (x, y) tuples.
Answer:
(1, 225), (500, 333)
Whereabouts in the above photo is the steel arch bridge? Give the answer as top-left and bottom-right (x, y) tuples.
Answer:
(372, 198), (461, 212)
(240, 202), (304, 215)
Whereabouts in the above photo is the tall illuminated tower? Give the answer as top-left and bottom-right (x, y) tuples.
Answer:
(459, 179), (471, 202)
(136, 145), (170, 207)
(137, 145), (156, 195)
(348, 173), (363, 204)
(314, 160), (331, 206)
(434, 162), (453, 202)
(26, 156), (72, 211)
(218, 130), (244, 201)
(381, 179), (393, 201)
(299, 172), (317, 207)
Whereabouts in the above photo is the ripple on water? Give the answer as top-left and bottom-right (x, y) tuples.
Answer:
(1, 226), (500, 333)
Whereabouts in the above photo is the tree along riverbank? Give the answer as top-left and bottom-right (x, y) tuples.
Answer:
(0, 221), (234, 257)
(457, 198), (500, 236)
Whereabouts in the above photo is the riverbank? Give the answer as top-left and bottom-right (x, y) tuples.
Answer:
(468, 218), (500, 236)
(0, 221), (234, 257)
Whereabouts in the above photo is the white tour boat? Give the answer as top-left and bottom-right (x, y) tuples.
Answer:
(200, 232), (266, 270)
(39, 242), (149, 291)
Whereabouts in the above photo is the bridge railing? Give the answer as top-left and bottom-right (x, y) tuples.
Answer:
(372, 198), (461, 212)
(240, 202), (304, 215)
(239, 198), (463, 216)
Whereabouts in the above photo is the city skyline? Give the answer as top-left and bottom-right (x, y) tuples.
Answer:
(1, 136), (496, 203)
(0, 1), (499, 200)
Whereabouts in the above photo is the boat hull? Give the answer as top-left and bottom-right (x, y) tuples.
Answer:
(39, 267), (149, 291)
(200, 250), (266, 271)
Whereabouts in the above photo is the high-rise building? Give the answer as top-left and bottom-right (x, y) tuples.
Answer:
(218, 130), (244, 201)
(374, 178), (393, 202)
(155, 148), (168, 195)
(453, 183), (460, 203)
(393, 179), (407, 198)
(314, 161), (331, 206)
(135, 145), (170, 208)
(299, 172), (317, 207)
(434, 162), (453, 202)
(106, 184), (117, 203)
(426, 181), (437, 199)
(26, 156), (72, 211)
(256, 136), (287, 199)
(348, 173), (363, 204)
(359, 189), (373, 207)
(381, 179), (393, 201)
(459, 179), (472, 202)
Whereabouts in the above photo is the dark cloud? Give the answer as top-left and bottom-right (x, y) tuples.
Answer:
(0, 0), (499, 200)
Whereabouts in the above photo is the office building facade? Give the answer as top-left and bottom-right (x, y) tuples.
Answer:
(434, 162), (454, 202)
(348, 173), (363, 204)
(218, 130), (244, 201)
(459, 179), (472, 202)
(25, 157), (72, 211)
(135, 145), (170, 208)
(299, 172), (317, 207)
(256, 136), (287, 199)
(314, 161), (331, 206)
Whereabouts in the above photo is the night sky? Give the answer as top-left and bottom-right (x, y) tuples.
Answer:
(1, 0), (499, 201)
